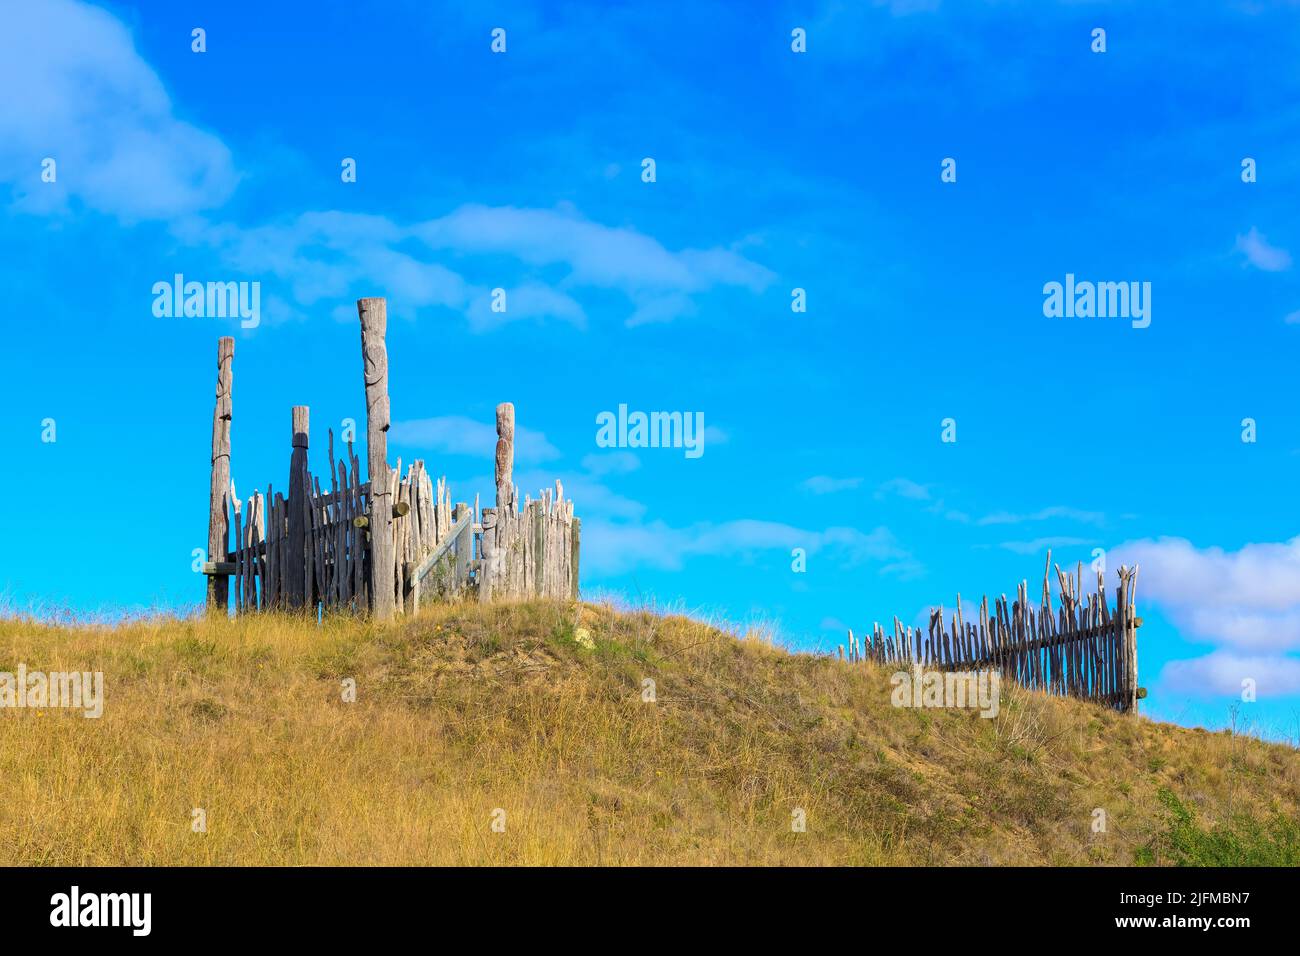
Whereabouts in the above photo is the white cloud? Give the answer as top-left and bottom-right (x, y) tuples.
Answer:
(978, 506), (1105, 527)
(390, 416), (559, 464)
(1235, 227), (1292, 272)
(1111, 535), (1300, 653)
(1161, 652), (1300, 698)
(0, 0), (236, 221)
(581, 517), (911, 576)
(804, 475), (864, 494)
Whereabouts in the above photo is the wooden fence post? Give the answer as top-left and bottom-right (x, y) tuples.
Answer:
(452, 502), (471, 594)
(287, 405), (310, 609)
(206, 337), (234, 613)
(359, 297), (395, 621)
(1119, 566), (1140, 713)
(570, 516), (581, 600)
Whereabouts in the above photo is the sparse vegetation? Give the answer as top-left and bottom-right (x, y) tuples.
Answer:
(0, 600), (1296, 865)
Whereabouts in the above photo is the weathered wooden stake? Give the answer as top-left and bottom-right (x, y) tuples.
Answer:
(570, 516), (581, 600)
(359, 297), (395, 620)
(206, 337), (234, 612)
(286, 405), (310, 609)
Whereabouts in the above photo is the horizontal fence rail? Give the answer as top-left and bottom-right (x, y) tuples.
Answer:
(841, 558), (1142, 712)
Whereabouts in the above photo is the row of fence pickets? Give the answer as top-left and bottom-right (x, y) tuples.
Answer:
(225, 438), (580, 615)
(482, 487), (579, 602)
(227, 439), (451, 613)
(840, 565), (1140, 711)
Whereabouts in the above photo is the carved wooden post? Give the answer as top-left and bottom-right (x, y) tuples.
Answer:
(206, 337), (234, 612)
(495, 403), (514, 512)
(286, 406), (310, 609)
(359, 297), (395, 620)
(479, 508), (497, 603)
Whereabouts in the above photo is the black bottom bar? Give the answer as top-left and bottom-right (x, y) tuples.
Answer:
(0, 866), (1288, 941)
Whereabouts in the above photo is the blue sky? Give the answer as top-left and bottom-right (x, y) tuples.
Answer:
(3, 0), (1300, 740)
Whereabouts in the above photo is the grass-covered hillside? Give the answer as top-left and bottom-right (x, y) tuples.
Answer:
(1, 600), (1297, 866)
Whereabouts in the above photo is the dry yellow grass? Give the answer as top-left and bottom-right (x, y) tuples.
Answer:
(1, 600), (1297, 866)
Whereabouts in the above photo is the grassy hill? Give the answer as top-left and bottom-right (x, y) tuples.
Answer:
(1, 600), (1297, 866)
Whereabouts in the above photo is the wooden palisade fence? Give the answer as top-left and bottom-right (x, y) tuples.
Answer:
(840, 554), (1144, 713)
(203, 297), (581, 620)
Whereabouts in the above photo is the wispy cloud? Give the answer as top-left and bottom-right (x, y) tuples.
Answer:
(581, 451), (642, 476)
(412, 203), (773, 296)
(1236, 227), (1292, 272)
(182, 204), (771, 331)
(0, 0), (236, 221)
(581, 517), (913, 576)
(875, 477), (931, 500)
(390, 416), (559, 464)
(998, 536), (1094, 556)
(804, 475), (863, 494)
(978, 506), (1105, 527)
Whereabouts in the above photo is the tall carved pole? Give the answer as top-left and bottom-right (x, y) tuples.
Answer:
(359, 297), (395, 620)
(495, 402), (514, 511)
(206, 337), (234, 612)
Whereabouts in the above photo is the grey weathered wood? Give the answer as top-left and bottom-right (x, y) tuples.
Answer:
(206, 338), (234, 612)
(275, 491), (288, 608)
(359, 297), (395, 620)
(531, 499), (545, 596)
(453, 502), (471, 594)
(253, 492), (266, 610)
(412, 506), (474, 594)
(286, 406), (309, 609)
(231, 488), (243, 614)
(267, 489), (280, 608)
(394, 467), (407, 606)
(310, 476), (326, 610)
(570, 516), (581, 599)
